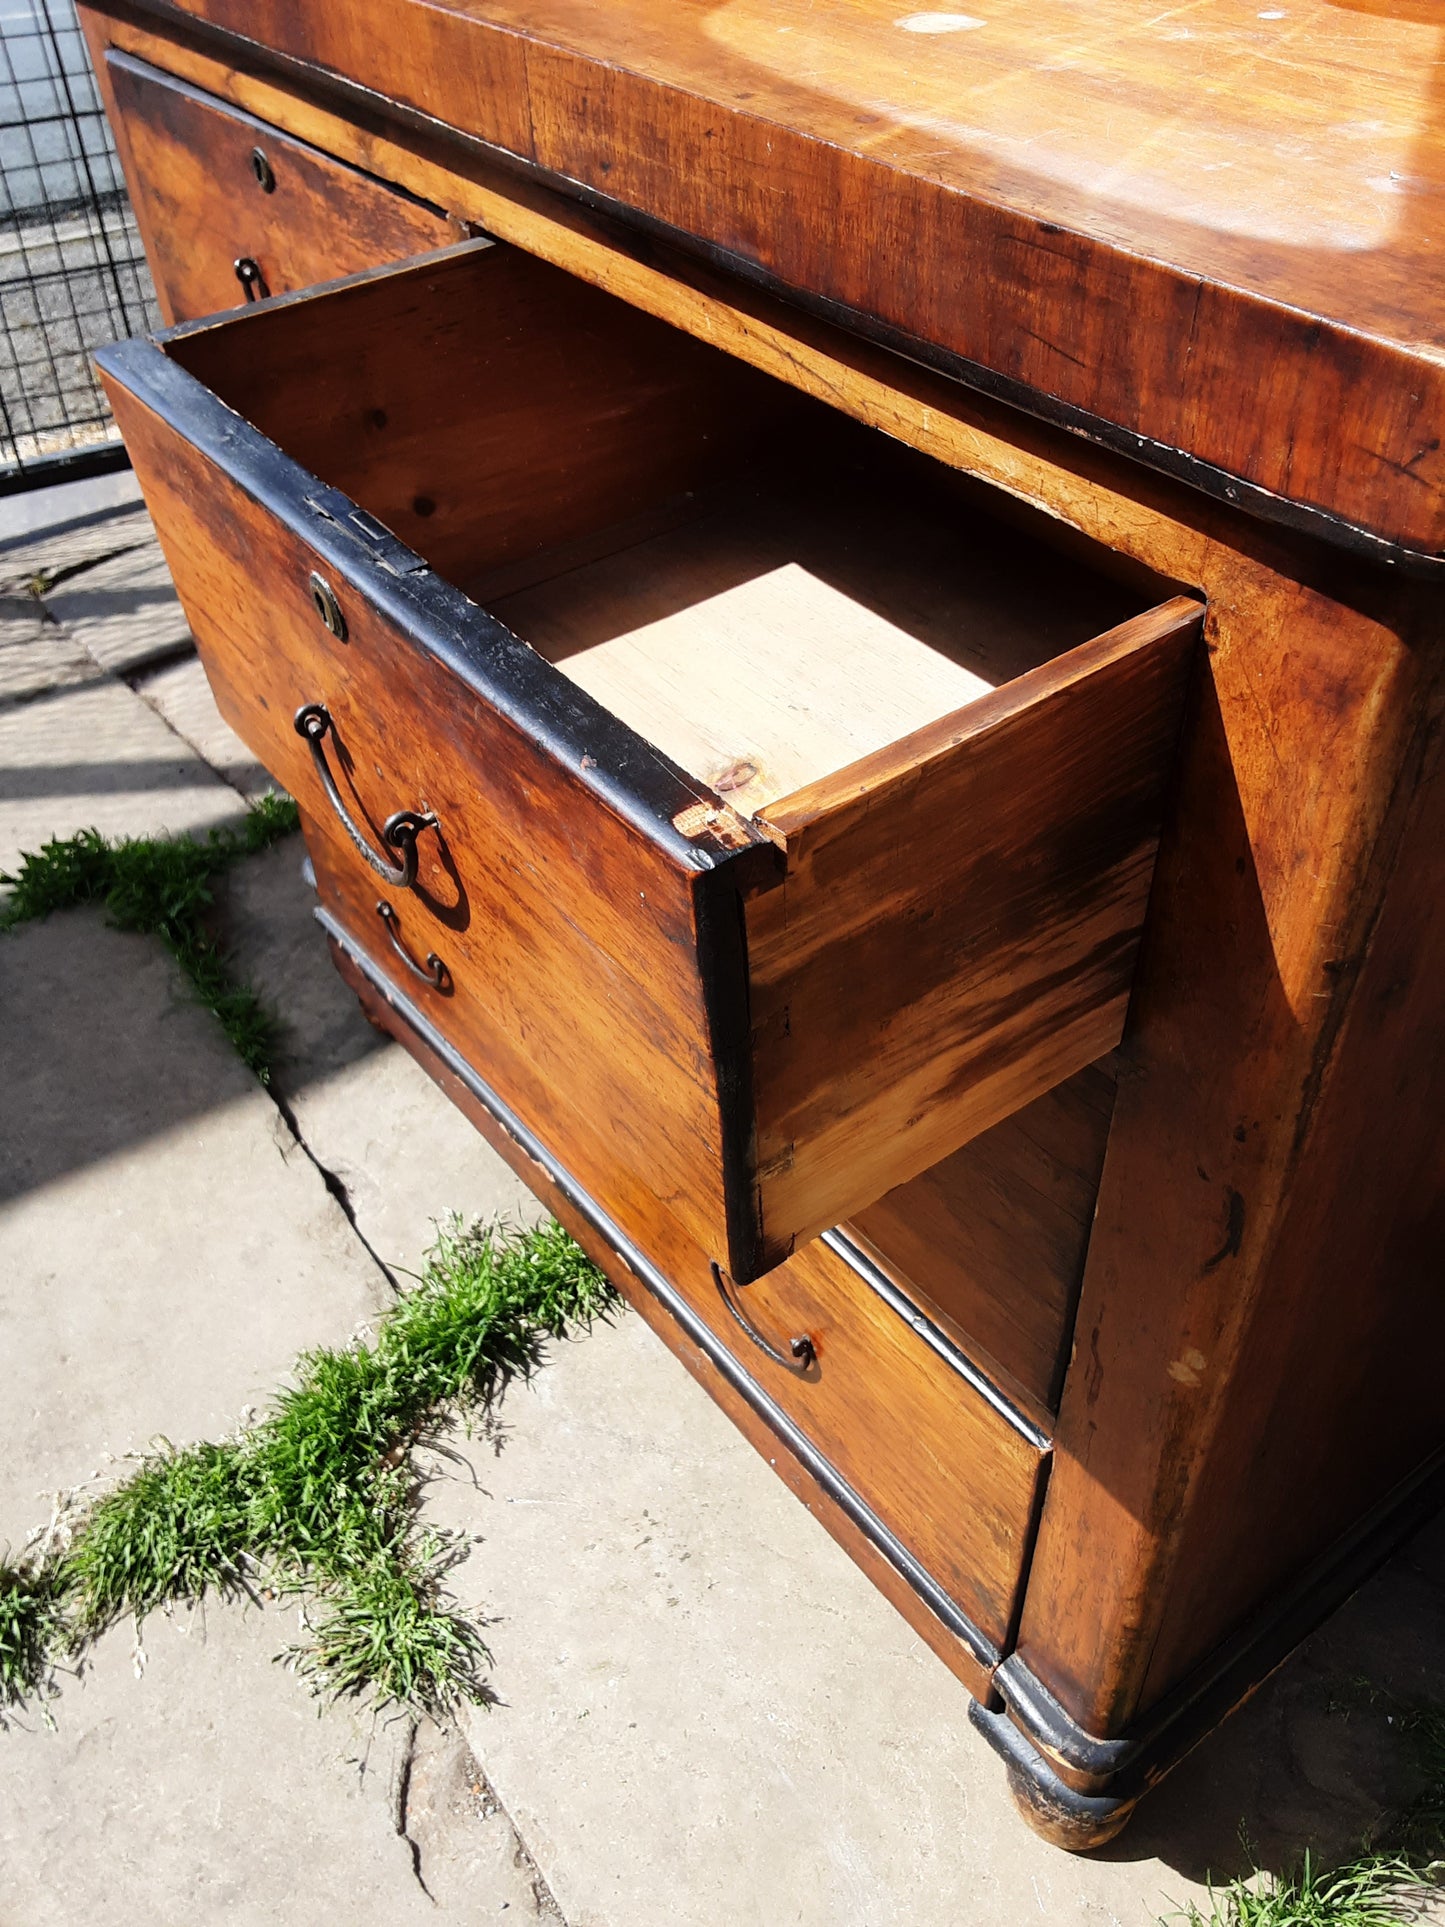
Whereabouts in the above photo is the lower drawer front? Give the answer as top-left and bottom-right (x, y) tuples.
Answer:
(312, 859), (1047, 1659)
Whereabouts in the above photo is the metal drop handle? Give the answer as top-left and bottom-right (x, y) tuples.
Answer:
(233, 255), (268, 301)
(711, 1262), (815, 1373)
(293, 702), (437, 890)
(375, 900), (449, 991)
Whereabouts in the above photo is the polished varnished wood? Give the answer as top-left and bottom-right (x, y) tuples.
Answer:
(849, 1063), (1117, 1421)
(98, 51), (459, 323)
(82, 0), (1445, 1844)
(87, 0), (1445, 556)
(745, 597), (1196, 1260)
(103, 240), (1197, 1283)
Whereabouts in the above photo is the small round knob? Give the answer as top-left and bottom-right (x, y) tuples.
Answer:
(250, 146), (276, 192)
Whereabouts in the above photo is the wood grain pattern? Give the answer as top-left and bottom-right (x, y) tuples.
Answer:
(1111, 653), (1445, 1715)
(89, 0), (1445, 553)
(100, 50), (459, 323)
(747, 598), (1200, 1262)
(82, 4), (1445, 1807)
(327, 917), (1046, 1661)
(849, 1062), (1117, 1421)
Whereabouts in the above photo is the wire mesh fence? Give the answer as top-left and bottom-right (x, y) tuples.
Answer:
(0, 0), (156, 489)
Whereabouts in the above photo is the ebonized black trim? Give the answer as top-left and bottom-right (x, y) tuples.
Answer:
(107, 0), (1445, 580)
(968, 1702), (1132, 1835)
(316, 903), (1003, 1674)
(693, 863), (771, 1284)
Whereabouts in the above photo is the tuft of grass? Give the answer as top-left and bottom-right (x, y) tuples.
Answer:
(27, 1219), (613, 1724)
(0, 793), (300, 1081)
(1171, 1850), (1437, 1927)
(0, 1562), (68, 1718)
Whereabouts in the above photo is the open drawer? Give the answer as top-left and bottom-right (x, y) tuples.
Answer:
(97, 239), (1200, 1282)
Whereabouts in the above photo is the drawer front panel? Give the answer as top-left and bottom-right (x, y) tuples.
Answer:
(100, 358), (779, 1279)
(655, 1228), (1046, 1653)
(102, 52), (459, 323)
(318, 900), (1046, 1659)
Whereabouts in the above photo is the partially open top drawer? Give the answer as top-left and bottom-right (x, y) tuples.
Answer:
(98, 239), (1199, 1281)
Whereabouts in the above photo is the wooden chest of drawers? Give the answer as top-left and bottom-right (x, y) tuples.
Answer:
(81, 0), (1445, 1848)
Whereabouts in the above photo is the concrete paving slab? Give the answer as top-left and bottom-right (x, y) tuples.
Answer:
(423, 1309), (1445, 1927)
(0, 466), (143, 549)
(0, 910), (391, 1524)
(0, 596), (100, 706)
(0, 900), (572, 1924)
(0, 1605), (550, 1925)
(133, 654), (273, 801)
(0, 498), (154, 599)
(43, 533), (192, 677)
(219, 837), (541, 1279)
(208, 827), (1445, 1924)
(0, 676), (244, 882)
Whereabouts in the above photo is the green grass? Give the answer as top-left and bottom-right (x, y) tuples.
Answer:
(1172, 1851), (1435, 1927)
(0, 793), (300, 1081)
(1165, 1692), (1445, 1926)
(0, 1564), (67, 1721)
(4, 1218), (612, 1723)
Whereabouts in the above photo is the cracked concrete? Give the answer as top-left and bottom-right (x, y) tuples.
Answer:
(2, 472), (1443, 1924)
(0, 479), (554, 1923)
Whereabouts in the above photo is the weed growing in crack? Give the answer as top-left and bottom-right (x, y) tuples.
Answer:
(0, 793), (300, 1081)
(6, 1219), (613, 1723)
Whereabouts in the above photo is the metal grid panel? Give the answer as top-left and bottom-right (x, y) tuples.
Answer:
(0, 0), (157, 485)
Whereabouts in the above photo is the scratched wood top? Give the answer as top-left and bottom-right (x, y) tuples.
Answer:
(153, 0), (1445, 556)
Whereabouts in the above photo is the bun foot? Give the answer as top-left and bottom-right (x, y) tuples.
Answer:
(969, 1699), (1136, 1852)
(1005, 1757), (1137, 1852)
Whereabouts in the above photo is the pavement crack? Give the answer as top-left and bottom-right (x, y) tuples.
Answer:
(390, 1716), (438, 1903)
(268, 1088), (401, 1294)
(30, 538), (149, 598)
(473, 1760), (569, 1924)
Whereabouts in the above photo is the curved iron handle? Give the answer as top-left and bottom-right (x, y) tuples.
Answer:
(711, 1262), (815, 1373)
(375, 900), (449, 991)
(294, 703), (437, 889)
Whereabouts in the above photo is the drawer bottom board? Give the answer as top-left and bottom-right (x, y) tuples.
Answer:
(319, 907), (1049, 1700)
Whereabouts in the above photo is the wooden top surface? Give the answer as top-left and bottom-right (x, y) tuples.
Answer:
(159, 0), (1445, 557)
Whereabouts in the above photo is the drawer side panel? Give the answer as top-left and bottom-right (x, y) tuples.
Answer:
(748, 599), (1200, 1256)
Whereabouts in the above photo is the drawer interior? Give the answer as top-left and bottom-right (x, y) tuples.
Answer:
(479, 436), (1142, 818)
(166, 240), (1166, 826)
